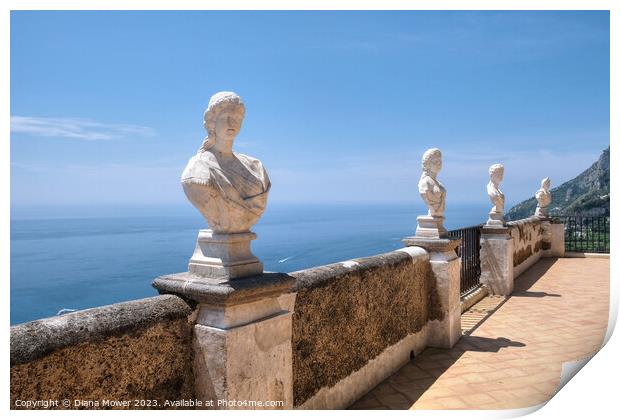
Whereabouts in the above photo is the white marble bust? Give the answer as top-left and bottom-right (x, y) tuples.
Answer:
(418, 148), (446, 217)
(535, 177), (551, 217)
(487, 164), (505, 214)
(181, 92), (271, 233)
(414, 148), (448, 238)
(486, 163), (505, 226)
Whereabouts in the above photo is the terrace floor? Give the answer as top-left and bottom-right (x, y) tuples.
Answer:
(349, 257), (610, 410)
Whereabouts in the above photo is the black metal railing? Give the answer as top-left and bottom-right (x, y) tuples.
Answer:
(448, 225), (483, 296)
(553, 216), (610, 253)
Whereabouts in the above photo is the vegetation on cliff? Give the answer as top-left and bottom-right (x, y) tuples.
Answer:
(506, 147), (610, 220)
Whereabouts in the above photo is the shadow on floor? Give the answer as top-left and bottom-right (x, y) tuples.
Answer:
(464, 258), (562, 334)
(348, 335), (527, 409)
(511, 290), (562, 298)
(514, 257), (558, 292)
(349, 258), (562, 410)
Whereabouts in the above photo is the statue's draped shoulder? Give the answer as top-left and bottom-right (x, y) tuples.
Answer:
(418, 174), (443, 193)
(233, 152), (271, 192)
(181, 151), (219, 185)
(181, 150), (270, 194)
(418, 173), (433, 190)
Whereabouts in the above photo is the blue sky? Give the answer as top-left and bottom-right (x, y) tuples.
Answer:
(10, 11), (610, 211)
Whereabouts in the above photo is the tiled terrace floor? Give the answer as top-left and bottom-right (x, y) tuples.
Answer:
(350, 257), (610, 410)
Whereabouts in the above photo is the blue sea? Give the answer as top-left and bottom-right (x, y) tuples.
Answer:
(10, 203), (488, 325)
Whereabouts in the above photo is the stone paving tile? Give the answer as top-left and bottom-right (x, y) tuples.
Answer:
(349, 257), (609, 410)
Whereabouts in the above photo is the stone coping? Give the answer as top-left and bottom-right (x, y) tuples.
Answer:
(505, 216), (561, 226)
(289, 248), (429, 291)
(480, 226), (511, 235)
(153, 271), (295, 305)
(10, 295), (192, 367)
(401, 236), (461, 252)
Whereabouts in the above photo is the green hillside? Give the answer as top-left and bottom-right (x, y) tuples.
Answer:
(506, 147), (610, 221)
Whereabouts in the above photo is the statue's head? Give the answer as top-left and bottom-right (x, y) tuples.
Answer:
(201, 91), (246, 151)
(541, 177), (551, 190)
(489, 164), (504, 183)
(422, 148), (442, 175)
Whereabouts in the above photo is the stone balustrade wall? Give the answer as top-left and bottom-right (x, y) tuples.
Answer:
(289, 247), (437, 408)
(506, 217), (545, 278)
(507, 216), (565, 281)
(10, 247), (443, 411)
(10, 295), (195, 410)
(506, 217), (544, 278)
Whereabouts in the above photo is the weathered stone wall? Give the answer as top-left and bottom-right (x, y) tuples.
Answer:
(10, 295), (195, 410)
(289, 248), (434, 407)
(507, 217), (545, 278)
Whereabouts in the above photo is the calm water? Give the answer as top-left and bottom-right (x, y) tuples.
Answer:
(10, 203), (487, 325)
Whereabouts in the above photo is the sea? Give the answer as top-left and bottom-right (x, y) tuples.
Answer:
(10, 202), (489, 325)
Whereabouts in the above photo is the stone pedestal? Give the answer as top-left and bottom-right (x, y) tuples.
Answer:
(153, 272), (295, 409)
(549, 222), (565, 257)
(535, 206), (549, 217)
(189, 229), (263, 280)
(540, 219), (564, 258)
(486, 211), (504, 227)
(415, 215), (448, 238)
(402, 237), (462, 348)
(480, 226), (514, 295)
(540, 218), (553, 254)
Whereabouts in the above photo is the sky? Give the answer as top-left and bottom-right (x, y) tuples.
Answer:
(10, 11), (610, 213)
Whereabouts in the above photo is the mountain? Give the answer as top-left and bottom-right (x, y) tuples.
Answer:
(506, 147), (610, 221)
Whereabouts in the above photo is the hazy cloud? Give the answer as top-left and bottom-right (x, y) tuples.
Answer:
(10, 116), (156, 141)
(10, 161), (184, 207)
(266, 145), (603, 205)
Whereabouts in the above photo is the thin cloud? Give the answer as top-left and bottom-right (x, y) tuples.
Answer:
(10, 116), (156, 141)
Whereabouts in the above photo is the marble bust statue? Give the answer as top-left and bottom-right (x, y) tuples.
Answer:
(486, 164), (505, 226)
(535, 177), (552, 217)
(415, 148), (447, 237)
(182, 91), (271, 233)
(181, 92), (270, 279)
(419, 148), (446, 218)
